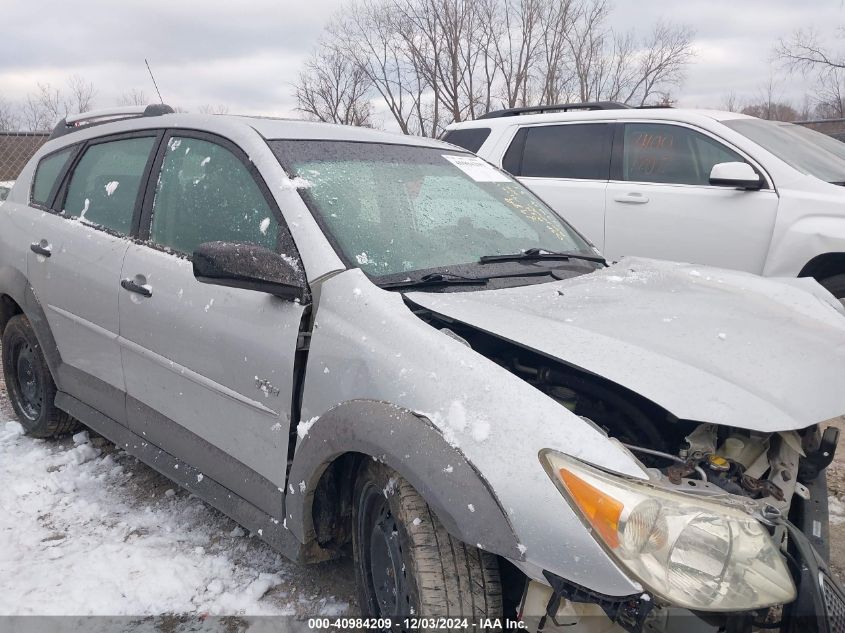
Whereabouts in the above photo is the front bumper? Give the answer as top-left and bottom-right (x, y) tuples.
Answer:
(782, 519), (845, 633)
(525, 519), (845, 633)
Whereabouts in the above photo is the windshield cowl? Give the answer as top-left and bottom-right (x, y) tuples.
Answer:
(372, 258), (601, 293)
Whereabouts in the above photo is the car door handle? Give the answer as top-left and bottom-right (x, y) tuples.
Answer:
(614, 193), (650, 204)
(30, 242), (52, 257)
(121, 278), (152, 298)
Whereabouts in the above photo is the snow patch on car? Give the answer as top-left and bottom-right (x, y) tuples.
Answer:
(297, 416), (319, 439)
(279, 177), (312, 191)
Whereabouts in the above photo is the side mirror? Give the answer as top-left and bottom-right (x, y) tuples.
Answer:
(193, 241), (305, 301)
(709, 162), (763, 190)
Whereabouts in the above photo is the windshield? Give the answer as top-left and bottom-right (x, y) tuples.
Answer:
(269, 140), (594, 279)
(723, 118), (845, 183)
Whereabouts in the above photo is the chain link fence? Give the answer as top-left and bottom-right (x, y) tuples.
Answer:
(794, 118), (845, 143)
(0, 132), (49, 200)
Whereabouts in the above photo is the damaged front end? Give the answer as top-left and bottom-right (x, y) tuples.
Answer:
(413, 306), (845, 633)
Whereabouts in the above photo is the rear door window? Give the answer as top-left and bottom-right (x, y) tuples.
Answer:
(31, 147), (74, 206)
(621, 123), (747, 186)
(504, 124), (612, 180)
(63, 137), (156, 234)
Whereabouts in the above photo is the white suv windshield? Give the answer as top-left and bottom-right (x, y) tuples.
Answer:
(269, 140), (593, 278)
(724, 118), (845, 184)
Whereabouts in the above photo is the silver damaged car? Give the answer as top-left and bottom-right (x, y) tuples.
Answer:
(1, 105), (845, 632)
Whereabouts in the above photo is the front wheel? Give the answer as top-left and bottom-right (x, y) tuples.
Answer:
(1, 314), (76, 437)
(352, 461), (502, 628)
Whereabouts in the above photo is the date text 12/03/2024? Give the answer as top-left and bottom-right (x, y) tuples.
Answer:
(307, 618), (528, 630)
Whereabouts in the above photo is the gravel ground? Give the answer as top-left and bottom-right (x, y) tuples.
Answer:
(823, 416), (845, 582)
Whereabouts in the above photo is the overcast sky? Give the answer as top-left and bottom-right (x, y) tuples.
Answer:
(0, 0), (842, 123)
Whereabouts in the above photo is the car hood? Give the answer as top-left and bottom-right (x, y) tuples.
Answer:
(407, 257), (845, 432)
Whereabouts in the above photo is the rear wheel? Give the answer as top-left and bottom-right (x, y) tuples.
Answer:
(820, 273), (845, 305)
(1, 314), (76, 437)
(352, 461), (502, 629)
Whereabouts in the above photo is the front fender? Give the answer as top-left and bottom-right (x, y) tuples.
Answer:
(764, 214), (845, 278)
(286, 399), (522, 559)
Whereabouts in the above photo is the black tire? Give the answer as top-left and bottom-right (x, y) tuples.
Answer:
(352, 461), (502, 629)
(1, 314), (76, 438)
(820, 273), (845, 303)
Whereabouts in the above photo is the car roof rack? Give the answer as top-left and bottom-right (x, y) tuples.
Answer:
(49, 104), (175, 140)
(477, 101), (631, 119)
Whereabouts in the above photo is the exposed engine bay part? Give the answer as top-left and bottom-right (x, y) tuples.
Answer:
(518, 579), (620, 633)
(650, 423), (808, 513)
(621, 443), (708, 482)
(799, 425), (840, 481)
(413, 307), (837, 514)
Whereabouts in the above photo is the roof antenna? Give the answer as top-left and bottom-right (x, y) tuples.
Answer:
(145, 58), (164, 104)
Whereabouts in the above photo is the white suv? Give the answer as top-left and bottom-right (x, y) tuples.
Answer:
(444, 103), (845, 300)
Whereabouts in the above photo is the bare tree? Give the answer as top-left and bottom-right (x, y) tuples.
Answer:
(330, 1), (430, 135)
(295, 44), (373, 126)
(117, 89), (148, 106)
(0, 96), (20, 131)
(814, 68), (845, 118)
(21, 86), (59, 131)
(777, 27), (845, 74)
(741, 101), (799, 121)
(297, 0), (695, 135)
(488, 0), (543, 109)
(67, 75), (96, 113)
(197, 104), (230, 114)
(620, 21), (695, 105)
(534, 0), (578, 104)
(721, 91), (741, 113)
(740, 76), (798, 121)
(19, 75), (97, 131)
(565, 0), (610, 102)
(392, 0), (489, 127)
(776, 27), (845, 119)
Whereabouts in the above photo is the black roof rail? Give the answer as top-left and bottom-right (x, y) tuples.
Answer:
(477, 101), (631, 120)
(49, 104), (175, 140)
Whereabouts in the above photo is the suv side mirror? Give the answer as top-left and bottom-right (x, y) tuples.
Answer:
(193, 241), (305, 301)
(709, 162), (763, 190)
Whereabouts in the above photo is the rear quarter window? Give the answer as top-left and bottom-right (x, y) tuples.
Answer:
(441, 128), (492, 153)
(31, 147), (74, 207)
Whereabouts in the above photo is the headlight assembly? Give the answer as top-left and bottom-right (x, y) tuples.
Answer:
(541, 450), (796, 611)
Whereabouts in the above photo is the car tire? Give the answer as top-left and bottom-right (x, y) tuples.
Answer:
(820, 273), (845, 304)
(352, 461), (502, 627)
(1, 314), (77, 437)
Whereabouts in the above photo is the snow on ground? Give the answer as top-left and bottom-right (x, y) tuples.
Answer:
(0, 378), (355, 617)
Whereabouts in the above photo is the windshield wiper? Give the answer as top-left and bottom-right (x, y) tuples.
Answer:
(479, 248), (606, 265)
(378, 272), (490, 290)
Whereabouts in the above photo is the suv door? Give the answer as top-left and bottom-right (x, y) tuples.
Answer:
(604, 122), (779, 272)
(502, 122), (612, 250)
(26, 133), (159, 423)
(118, 132), (306, 518)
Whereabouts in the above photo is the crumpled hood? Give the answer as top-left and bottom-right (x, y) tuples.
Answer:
(408, 257), (845, 432)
